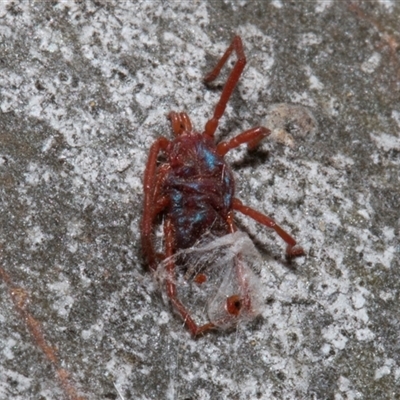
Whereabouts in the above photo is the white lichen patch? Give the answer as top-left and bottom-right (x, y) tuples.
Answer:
(47, 277), (75, 317)
(330, 153), (355, 169)
(374, 358), (395, 380)
(315, 0), (333, 13)
(370, 131), (400, 151)
(2, 337), (17, 360)
(391, 110), (400, 128)
(271, 0), (283, 9)
(158, 310), (170, 325)
(81, 319), (105, 341)
(337, 376), (362, 399)
(47, 278), (70, 293)
(104, 357), (134, 398)
(355, 328), (375, 342)
(25, 225), (52, 250)
(24, 162), (53, 186)
(299, 32), (323, 47)
(377, 0), (395, 10)
(322, 324), (348, 350)
(0, 367), (32, 396)
(361, 52), (382, 74)
(359, 245), (396, 269)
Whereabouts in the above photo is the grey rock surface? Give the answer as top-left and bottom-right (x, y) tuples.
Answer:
(0, 1), (399, 399)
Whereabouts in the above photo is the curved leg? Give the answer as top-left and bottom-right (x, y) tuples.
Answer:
(232, 198), (305, 259)
(164, 218), (215, 336)
(168, 111), (193, 135)
(216, 126), (270, 156)
(203, 36), (246, 138)
(225, 211), (253, 315)
(168, 112), (183, 135)
(141, 137), (170, 271)
(226, 210), (237, 233)
(151, 164), (170, 211)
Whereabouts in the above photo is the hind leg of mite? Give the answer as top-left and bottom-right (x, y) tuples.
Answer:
(164, 218), (215, 336)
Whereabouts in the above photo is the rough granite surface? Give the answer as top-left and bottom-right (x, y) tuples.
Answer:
(0, 1), (399, 399)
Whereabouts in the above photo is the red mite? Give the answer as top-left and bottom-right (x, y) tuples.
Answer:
(141, 36), (304, 336)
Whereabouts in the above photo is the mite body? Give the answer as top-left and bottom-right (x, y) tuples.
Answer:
(141, 36), (304, 336)
(164, 133), (234, 249)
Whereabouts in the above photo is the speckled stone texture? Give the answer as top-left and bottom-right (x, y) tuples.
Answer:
(0, 1), (399, 399)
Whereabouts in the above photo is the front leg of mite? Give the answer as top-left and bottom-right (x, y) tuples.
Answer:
(141, 137), (170, 271)
(232, 198), (305, 259)
(216, 126), (271, 156)
(203, 36), (247, 138)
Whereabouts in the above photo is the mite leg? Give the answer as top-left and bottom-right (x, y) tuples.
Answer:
(216, 126), (271, 156)
(168, 111), (193, 135)
(226, 210), (237, 233)
(203, 36), (246, 138)
(226, 211), (253, 316)
(146, 166), (171, 263)
(164, 218), (215, 336)
(141, 137), (170, 271)
(151, 164), (170, 213)
(232, 198), (305, 259)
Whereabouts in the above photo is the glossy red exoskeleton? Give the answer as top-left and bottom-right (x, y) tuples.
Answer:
(141, 36), (304, 336)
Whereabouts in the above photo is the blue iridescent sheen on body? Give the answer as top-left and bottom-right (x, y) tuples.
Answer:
(165, 135), (235, 249)
(201, 144), (219, 171)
